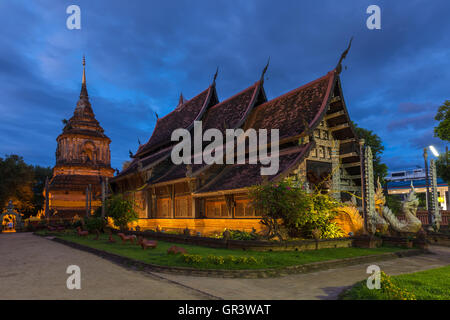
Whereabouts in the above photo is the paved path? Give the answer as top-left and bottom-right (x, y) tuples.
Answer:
(155, 246), (450, 300)
(0, 233), (212, 300)
(1, 233), (449, 300)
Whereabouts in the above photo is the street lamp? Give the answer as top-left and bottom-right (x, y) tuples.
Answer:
(423, 148), (432, 226)
(429, 145), (439, 157)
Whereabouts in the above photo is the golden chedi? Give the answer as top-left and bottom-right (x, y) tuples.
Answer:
(46, 57), (114, 218)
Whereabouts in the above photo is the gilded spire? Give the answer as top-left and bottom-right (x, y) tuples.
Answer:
(82, 55), (86, 85)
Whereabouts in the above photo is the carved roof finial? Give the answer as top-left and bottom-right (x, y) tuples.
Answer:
(260, 57), (270, 83)
(212, 66), (219, 87)
(177, 92), (185, 107)
(336, 37), (353, 74)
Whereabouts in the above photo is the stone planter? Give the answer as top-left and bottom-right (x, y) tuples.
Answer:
(352, 235), (382, 248)
(412, 239), (428, 249)
(426, 232), (450, 247)
(381, 236), (413, 248)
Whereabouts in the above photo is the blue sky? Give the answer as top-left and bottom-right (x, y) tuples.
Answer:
(0, 0), (448, 172)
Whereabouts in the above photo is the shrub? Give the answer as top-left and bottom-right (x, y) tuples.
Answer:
(105, 194), (138, 230)
(85, 216), (106, 233)
(226, 255), (259, 265)
(182, 254), (203, 264)
(320, 222), (346, 239)
(71, 219), (83, 229)
(380, 272), (416, 300)
(207, 255), (225, 265)
(227, 229), (258, 241)
(249, 178), (344, 240)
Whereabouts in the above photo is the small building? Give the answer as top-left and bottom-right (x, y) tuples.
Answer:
(110, 59), (362, 234)
(46, 58), (114, 218)
(387, 178), (449, 211)
(386, 168), (426, 182)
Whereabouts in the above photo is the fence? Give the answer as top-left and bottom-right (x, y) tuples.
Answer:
(398, 210), (449, 226)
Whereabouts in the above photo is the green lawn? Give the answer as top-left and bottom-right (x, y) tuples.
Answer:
(341, 266), (450, 300)
(37, 230), (406, 270)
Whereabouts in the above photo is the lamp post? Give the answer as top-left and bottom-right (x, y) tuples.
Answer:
(423, 148), (432, 226)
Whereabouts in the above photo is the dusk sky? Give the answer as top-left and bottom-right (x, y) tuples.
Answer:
(0, 0), (448, 172)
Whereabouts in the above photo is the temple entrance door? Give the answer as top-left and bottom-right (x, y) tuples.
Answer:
(306, 160), (332, 192)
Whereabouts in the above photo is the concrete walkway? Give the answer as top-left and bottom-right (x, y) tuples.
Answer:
(0, 233), (212, 299)
(1, 233), (449, 300)
(155, 246), (450, 300)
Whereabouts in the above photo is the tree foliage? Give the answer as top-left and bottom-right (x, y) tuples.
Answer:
(435, 149), (450, 185)
(105, 193), (138, 230)
(353, 122), (388, 184)
(386, 194), (403, 216)
(31, 165), (52, 215)
(0, 155), (51, 216)
(434, 100), (450, 142)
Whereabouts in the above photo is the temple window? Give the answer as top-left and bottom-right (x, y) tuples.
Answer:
(234, 197), (259, 217)
(174, 195), (193, 217)
(156, 198), (171, 217)
(205, 197), (229, 218)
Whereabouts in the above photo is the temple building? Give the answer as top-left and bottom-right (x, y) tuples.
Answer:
(110, 52), (362, 234)
(46, 58), (114, 218)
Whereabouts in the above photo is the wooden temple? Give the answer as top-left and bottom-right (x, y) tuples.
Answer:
(46, 57), (115, 218)
(110, 52), (362, 234)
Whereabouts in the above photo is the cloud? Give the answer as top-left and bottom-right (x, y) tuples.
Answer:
(408, 129), (446, 150)
(398, 102), (435, 113)
(1, 0), (449, 172)
(387, 113), (437, 132)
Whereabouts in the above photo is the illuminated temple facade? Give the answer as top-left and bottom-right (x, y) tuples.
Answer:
(111, 60), (362, 234)
(47, 58), (114, 218)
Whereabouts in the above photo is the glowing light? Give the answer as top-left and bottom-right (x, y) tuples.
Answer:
(429, 145), (439, 157)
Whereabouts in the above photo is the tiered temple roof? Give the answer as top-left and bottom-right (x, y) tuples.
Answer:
(59, 57), (109, 142)
(135, 85), (219, 158)
(114, 80), (220, 181)
(246, 71), (335, 140)
(195, 144), (314, 194)
(112, 57), (361, 197)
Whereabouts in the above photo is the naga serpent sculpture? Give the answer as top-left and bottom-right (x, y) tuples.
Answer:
(372, 178), (422, 234)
